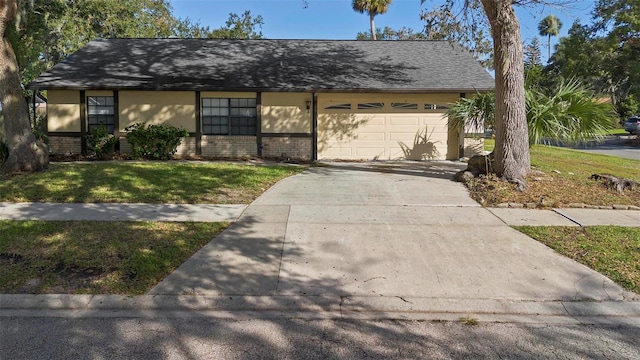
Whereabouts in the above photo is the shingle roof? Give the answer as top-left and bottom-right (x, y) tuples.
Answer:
(29, 38), (494, 92)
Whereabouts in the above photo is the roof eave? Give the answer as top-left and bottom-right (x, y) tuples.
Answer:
(29, 84), (495, 93)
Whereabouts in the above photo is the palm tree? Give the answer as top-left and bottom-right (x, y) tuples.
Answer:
(446, 80), (616, 147)
(352, 0), (392, 40)
(538, 14), (562, 60)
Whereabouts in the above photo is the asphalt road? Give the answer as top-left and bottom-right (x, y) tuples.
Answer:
(2, 316), (640, 359)
(568, 135), (640, 160)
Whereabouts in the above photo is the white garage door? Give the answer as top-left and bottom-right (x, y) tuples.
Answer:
(317, 94), (458, 160)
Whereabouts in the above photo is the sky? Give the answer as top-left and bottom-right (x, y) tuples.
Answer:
(169, 0), (597, 62)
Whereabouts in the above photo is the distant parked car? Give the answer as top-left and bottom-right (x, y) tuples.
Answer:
(625, 116), (640, 135)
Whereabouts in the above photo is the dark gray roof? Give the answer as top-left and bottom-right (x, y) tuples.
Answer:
(30, 39), (494, 92)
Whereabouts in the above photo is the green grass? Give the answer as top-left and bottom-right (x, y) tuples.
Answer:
(515, 226), (640, 294)
(530, 145), (640, 180)
(0, 162), (305, 204)
(600, 128), (628, 136)
(0, 220), (227, 294)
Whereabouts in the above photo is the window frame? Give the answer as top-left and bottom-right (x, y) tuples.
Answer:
(87, 96), (115, 134)
(201, 97), (257, 136)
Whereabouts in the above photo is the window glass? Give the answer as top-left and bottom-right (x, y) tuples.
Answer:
(202, 97), (256, 135)
(424, 103), (449, 110)
(325, 103), (351, 110)
(391, 103), (418, 110)
(357, 102), (384, 110)
(87, 96), (115, 134)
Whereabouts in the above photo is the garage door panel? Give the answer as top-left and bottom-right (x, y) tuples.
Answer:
(356, 132), (386, 141)
(365, 115), (386, 126)
(321, 147), (353, 157)
(389, 132), (419, 142)
(318, 95), (451, 160)
(355, 147), (386, 158)
(389, 116), (420, 126)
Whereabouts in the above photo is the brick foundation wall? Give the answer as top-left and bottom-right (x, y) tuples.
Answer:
(464, 137), (484, 157)
(49, 136), (82, 154)
(262, 137), (313, 160)
(175, 137), (196, 156)
(201, 135), (257, 157)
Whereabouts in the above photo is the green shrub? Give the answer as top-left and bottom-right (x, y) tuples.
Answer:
(86, 124), (117, 160)
(124, 123), (189, 160)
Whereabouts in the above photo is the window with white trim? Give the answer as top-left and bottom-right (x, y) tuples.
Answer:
(202, 98), (257, 135)
(87, 96), (115, 133)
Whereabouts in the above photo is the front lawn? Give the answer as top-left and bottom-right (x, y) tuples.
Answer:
(0, 220), (227, 294)
(516, 226), (640, 294)
(469, 145), (640, 207)
(0, 162), (305, 204)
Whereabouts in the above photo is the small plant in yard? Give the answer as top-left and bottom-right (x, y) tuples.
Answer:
(459, 316), (479, 326)
(86, 124), (117, 160)
(125, 122), (189, 160)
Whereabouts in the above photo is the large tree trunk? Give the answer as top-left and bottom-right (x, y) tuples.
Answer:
(481, 0), (529, 190)
(0, 0), (48, 173)
(370, 12), (376, 40)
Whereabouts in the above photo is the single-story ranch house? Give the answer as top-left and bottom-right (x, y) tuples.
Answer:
(29, 39), (494, 161)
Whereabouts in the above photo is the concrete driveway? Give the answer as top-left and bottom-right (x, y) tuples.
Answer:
(150, 161), (635, 309)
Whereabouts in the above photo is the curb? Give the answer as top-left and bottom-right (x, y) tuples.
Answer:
(2, 295), (640, 325)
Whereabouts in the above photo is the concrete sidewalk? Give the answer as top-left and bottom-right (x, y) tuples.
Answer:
(0, 202), (246, 222)
(490, 207), (640, 227)
(1, 201), (637, 226)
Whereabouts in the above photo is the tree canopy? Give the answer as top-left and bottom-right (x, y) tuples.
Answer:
(356, 26), (424, 40)
(537, 14), (562, 59)
(420, 0), (493, 68)
(7, 1), (264, 86)
(351, 0), (393, 40)
(548, 0), (639, 119)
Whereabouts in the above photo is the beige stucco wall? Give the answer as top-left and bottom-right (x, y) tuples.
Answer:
(261, 92), (312, 134)
(86, 90), (114, 97)
(119, 91), (196, 132)
(317, 93), (461, 160)
(47, 90), (81, 132)
(201, 91), (257, 99)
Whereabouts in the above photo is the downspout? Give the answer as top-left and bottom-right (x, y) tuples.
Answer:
(80, 90), (87, 154)
(195, 91), (202, 155)
(312, 92), (318, 160)
(114, 91), (120, 151)
(459, 92), (466, 159)
(256, 92), (263, 157)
